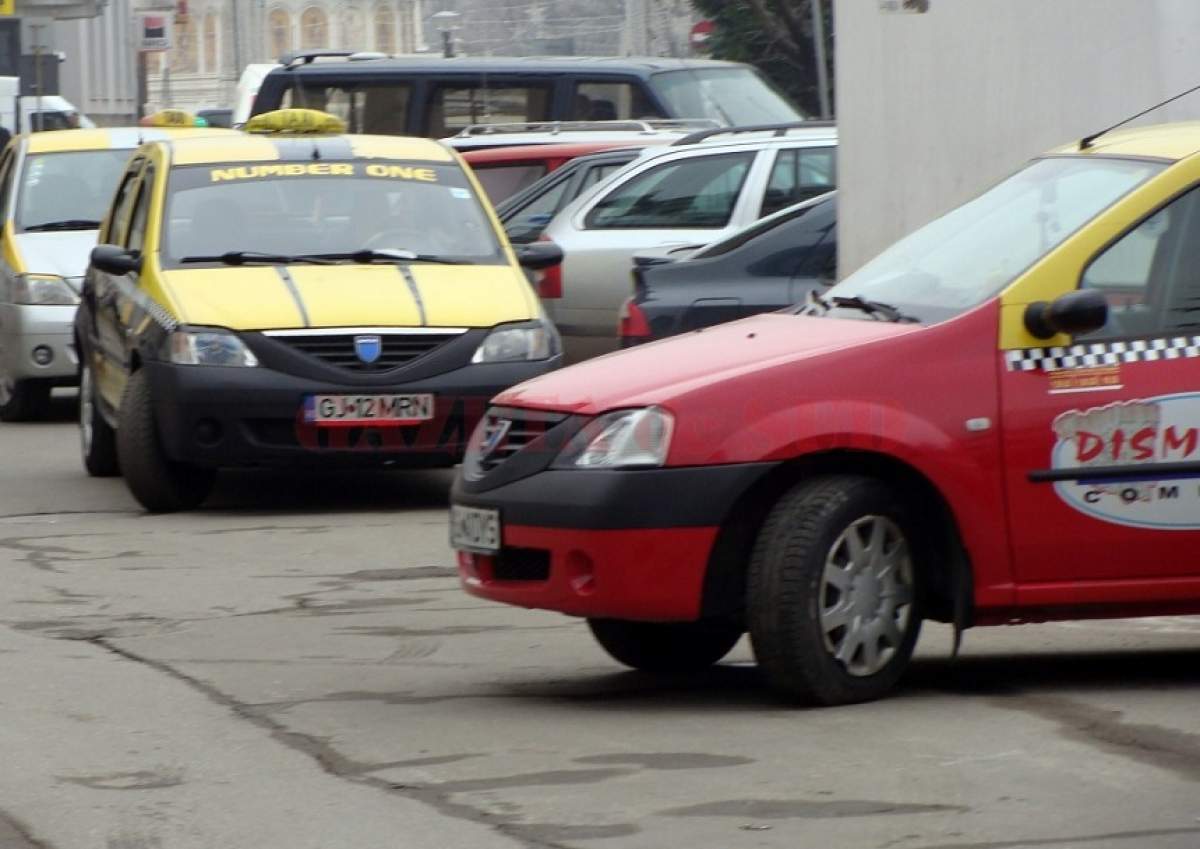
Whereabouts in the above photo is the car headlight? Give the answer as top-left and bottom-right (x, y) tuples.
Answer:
(12, 274), (79, 305)
(168, 328), (259, 367)
(554, 407), (674, 469)
(471, 320), (560, 363)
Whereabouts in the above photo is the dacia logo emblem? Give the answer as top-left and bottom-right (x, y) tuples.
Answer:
(480, 418), (512, 459)
(354, 335), (382, 364)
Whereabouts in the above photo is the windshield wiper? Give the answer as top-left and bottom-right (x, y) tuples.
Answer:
(23, 219), (101, 232)
(830, 296), (920, 324)
(798, 291), (920, 323)
(178, 251), (336, 266)
(308, 249), (470, 266)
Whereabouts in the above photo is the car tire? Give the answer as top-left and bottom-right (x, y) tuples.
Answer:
(117, 369), (215, 512)
(79, 362), (119, 477)
(747, 475), (922, 706)
(0, 373), (50, 422)
(587, 618), (744, 674)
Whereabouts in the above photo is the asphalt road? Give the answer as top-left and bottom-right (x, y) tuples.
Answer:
(2, 395), (1200, 849)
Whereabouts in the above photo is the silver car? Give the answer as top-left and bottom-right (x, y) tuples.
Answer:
(0, 127), (224, 421)
(537, 123), (837, 362)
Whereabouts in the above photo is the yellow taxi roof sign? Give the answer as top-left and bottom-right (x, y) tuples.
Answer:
(244, 109), (347, 136)
(141, 109), (208, 128)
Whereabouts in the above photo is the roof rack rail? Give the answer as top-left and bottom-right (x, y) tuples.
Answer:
(449, 118), (720, 138)
(279, 49), (389, 68)
(672, 120), (837, 146)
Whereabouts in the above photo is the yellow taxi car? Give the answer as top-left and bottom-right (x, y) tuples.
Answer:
(75, 109), (563, 512)
(0, 121), (233, 420)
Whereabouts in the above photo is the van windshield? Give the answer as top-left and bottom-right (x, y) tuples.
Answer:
(161, 162), (505, 267)
(650, 68), (803, 126)
(823, 156), (1165, 324)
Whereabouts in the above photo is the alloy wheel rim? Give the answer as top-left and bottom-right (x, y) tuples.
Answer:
(819, 515), (914, 678)
(80, 365), (93, 455)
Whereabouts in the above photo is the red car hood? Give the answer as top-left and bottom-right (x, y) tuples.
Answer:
(496, 313), (920, 414)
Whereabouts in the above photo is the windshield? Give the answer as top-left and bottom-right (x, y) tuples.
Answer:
(650, 68), (803, 126)
(825, 156), (1165, 324)
(161, 161), (505, 267)
(15, 150), (131, 232)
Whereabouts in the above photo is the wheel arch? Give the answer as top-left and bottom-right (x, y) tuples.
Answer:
(700, 449), (974, 629)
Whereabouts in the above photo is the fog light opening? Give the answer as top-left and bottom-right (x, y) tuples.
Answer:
(30, 345), (53, 367)
(194, 418), (223, 447)
(565, 551), (595, 596)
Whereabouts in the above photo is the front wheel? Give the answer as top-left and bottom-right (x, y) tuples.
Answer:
(748, 475), (922, 706)
(117, 369), (215, 512)
(587, 618), (744, 674)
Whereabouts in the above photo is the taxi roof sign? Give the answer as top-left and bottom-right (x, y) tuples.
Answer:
(141, 110), (208, 128)
(244, 109), (347, 136)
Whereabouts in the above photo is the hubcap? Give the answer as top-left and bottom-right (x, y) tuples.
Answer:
(819, 515), (914, 677)
(80, 365), (93, 456)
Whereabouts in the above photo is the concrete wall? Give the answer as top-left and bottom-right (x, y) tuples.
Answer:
(835, 0), (1200, 274)
(52, 0), (139, 124)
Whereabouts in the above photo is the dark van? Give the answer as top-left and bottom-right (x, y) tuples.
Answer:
(250, 53), (803, 137)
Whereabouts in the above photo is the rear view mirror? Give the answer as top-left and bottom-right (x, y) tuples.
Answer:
(515, 241), (563, 271)
(91, 244), (142, 276)
(1024, 289), (1108, 339)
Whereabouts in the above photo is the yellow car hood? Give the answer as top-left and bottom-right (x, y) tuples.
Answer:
(159, 262), (538, 330)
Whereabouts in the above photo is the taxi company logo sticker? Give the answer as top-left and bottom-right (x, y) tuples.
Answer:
(1051, 394), (1200, 529)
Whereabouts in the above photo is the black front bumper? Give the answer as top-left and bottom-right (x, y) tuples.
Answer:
(452, 463), (777, 529)
(146, 358), (558, 468)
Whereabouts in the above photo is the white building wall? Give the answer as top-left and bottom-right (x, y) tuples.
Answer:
(835, 0), (1200, 274)
(53, 0), (139, 123)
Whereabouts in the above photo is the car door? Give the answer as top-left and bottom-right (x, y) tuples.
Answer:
(89, 159), (145, 410)
(551, 148), (768, 360)
(1001, 182), (1200, 591)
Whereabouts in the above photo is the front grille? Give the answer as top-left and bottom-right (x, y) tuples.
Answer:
(476, 409), (568, 474)
(269, 332), (462, 372)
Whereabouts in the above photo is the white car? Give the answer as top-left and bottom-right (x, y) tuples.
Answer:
(535, 122), (837, 361)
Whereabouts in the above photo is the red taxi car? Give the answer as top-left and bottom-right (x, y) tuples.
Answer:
(452, 121), (1200, 705)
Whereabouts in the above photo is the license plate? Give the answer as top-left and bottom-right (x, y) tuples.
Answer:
(450, 505), (501, 553)
(303, 393), (434, 426)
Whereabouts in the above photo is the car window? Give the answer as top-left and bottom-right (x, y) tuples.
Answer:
(0, 149), (15, 223)
(760, 147), (837, 216)
(579, 160), (629, 193)
(1080, 185), (1200, 340)
(427, 83), (553, 137)
(284, 83), (411, 134)
(125, 165), (154, 253)
(571, 81), (664, 121)
(473, 164), (548, 205)
(504, 175), (573, 244)
(161, 161), (505, 267)
(102, 161), (144, 245)
(586, 152), (754, 230)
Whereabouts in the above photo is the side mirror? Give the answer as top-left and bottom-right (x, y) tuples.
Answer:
(91, 244), (141, 276)
(1024, 289), (1108, 340)
(515, 241), (563, 271)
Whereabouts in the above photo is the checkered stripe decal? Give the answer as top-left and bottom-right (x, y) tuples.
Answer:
(1005, 336), (1200, 371)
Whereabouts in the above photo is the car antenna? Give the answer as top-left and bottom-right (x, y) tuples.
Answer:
(1080, 81), (1200, 150)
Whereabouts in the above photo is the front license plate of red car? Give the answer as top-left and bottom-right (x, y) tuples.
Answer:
(450, 505), (501, 553)
(303, 394), (434, 426)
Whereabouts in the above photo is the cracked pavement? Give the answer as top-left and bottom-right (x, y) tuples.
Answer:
(3, 408), (1200, 848)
